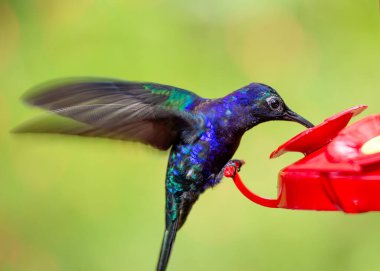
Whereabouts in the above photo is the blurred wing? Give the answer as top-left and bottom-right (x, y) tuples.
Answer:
(17, 78), (205, 150)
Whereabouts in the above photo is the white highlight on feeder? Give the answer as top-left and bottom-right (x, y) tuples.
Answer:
(361, 135), (380, 155)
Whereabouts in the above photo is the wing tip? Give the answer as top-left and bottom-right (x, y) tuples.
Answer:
(21, 77), (127, 105)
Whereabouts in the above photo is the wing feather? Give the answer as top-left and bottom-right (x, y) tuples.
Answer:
(17, 78), (205, 150)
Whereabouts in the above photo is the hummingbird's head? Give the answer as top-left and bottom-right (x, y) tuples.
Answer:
(228, 83), (314, 129)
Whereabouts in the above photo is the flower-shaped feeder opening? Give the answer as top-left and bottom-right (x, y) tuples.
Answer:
(224, 105), (380, 213)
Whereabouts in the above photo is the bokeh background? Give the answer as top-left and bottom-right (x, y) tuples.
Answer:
(1, 1), (380, 270)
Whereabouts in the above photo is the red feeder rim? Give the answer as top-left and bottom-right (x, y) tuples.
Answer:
(270, 105), (367, 159)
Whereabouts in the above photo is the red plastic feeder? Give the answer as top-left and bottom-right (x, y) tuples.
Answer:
(224, 105), (380, 213)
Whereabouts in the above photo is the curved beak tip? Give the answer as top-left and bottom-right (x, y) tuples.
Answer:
(284, 110), (314, 128)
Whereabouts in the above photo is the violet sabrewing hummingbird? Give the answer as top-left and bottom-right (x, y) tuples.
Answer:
(15, 79), (313, 271)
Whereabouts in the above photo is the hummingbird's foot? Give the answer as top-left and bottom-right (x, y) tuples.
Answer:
(229, 159), (245, 171)
(223, 159), (245, 178)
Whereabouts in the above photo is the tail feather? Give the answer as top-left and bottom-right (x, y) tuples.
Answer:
(157, 218), (179, 271)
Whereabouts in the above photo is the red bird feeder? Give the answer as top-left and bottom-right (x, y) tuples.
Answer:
(224, 105), (380, 213)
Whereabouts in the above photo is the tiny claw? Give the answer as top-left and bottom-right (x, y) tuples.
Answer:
(230, 159), (245, 172)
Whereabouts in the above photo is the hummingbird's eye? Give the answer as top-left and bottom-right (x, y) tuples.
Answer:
(266, 97), (283, 112)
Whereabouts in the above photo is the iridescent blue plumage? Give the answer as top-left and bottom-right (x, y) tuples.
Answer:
(16, 79), (313, 271)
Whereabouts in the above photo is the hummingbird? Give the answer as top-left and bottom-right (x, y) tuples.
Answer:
(15, 78), (313, 271)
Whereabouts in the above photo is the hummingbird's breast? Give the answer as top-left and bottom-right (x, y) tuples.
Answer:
(165, 119), (241, 195)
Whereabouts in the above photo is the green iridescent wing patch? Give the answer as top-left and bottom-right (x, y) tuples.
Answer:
(143, 83), (201, 111)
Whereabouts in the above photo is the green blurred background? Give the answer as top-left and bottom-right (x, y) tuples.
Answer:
(1, 1), (380, 270)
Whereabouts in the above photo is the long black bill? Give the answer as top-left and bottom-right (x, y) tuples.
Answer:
(283, 109), (314, 128)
